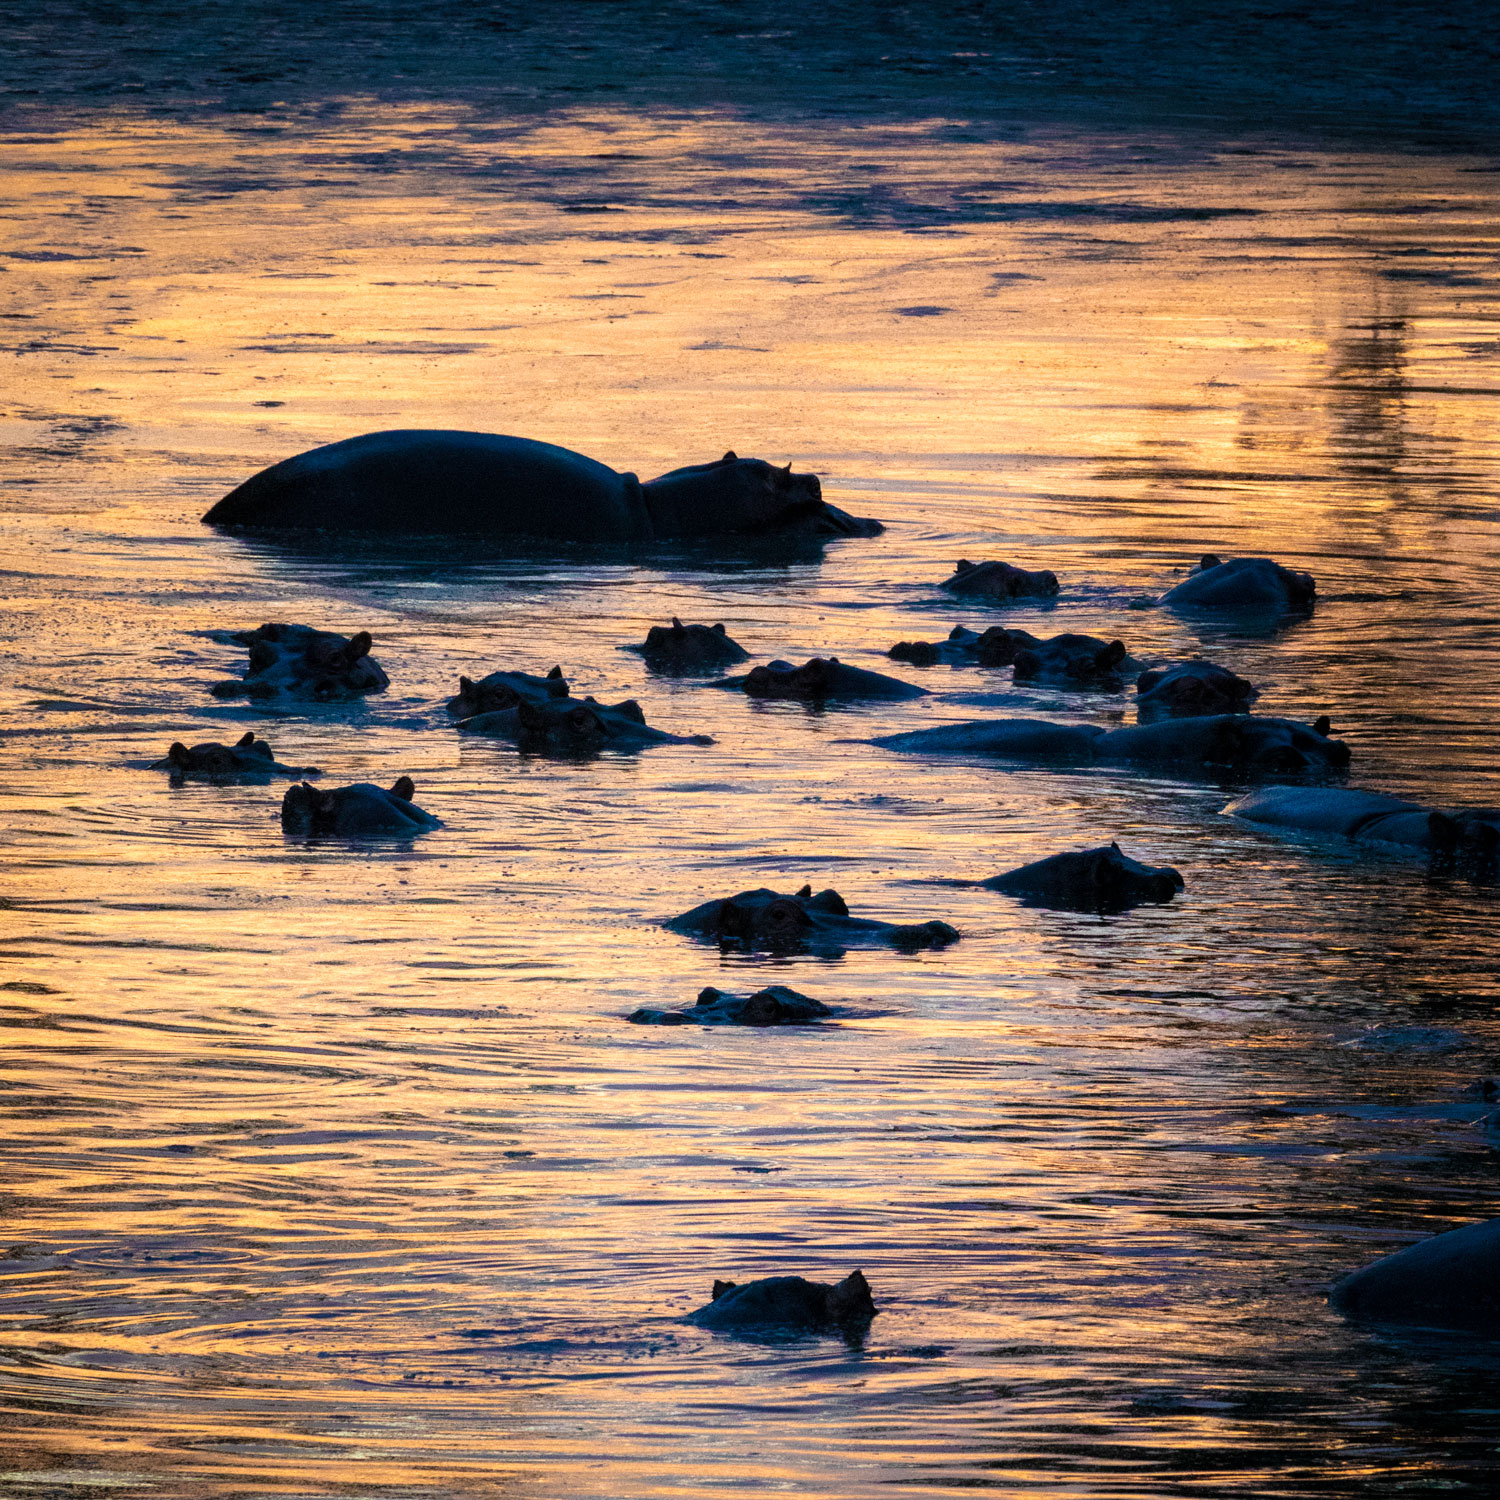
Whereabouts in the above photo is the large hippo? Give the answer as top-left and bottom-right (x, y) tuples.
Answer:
(630, 619), (750, 674)
(203, 432), (882, 541)
(210, 623), (389, 702)
(1158, 555), (1316, 613)
(1136, 659), (1258, 720)
(872, 714), (1350, 776)
(888, 624), (1039, 668)
(1010, 634), (1139, 691)
(665, 884), (959, 952)
(686, 1270), (875, 1335)
(628, 985), (832, 1027)
(1330, 1219), (1500, 1334)
(712, 657), (928, 702)
(942, 558), (1059, 601)
(982, 843), (1184, 910)
(457, 693), (713, 755)
(446, 665), (569, 718)
(281, 777), (440, 838)
(151, 731), (318, 781)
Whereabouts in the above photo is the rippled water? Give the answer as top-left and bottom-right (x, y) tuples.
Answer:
(3, 93), (1500, 1498)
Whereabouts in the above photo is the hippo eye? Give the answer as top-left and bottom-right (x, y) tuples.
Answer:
(568, 707), (601, 733)
(760, 898), (808, 933)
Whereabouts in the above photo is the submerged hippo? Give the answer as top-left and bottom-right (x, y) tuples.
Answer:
(888, 624), (1040, 668)
(1136, 660), (1258, 720)
(628, 985), (833, 1027)
(713, 657), (928, 702)
(151, 731), (319, 781)
(210, 623), (389, 702)
(1226, 786), (1499, 861)
(942, 558), (1060, 601)
(457, 693), (713, 755)
(1330, 1219), (1500, 1334)
(1158, 555), (1316, 613)
(872, 713), (1350, 776)
(447, 665), (569, 718)
(203, 432), (882, 541)
(1011, 634), (1140, 691)
(983, 843), (1184, 911)
(686, 1269), (875, 1335)
(631, 619), (750, 674)
(281, 777), (440, 838)
(665, 884), (959, 952)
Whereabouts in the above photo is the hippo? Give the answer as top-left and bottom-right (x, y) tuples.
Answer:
(665, 884), (959, 953)
(942, 558), (1059, 601)
(210, 623), (389, 702)
(447, 665), (569, 718)
(1330, 1219), (1500, 1335)
(888, 624), (1041, 668)
(457, 693), (713, 755)
(1136, 659), (1258, 720)
(982, 843), (1184, 911)
(1158, 555), (1316, 613)
(686, 1270), (875, 1335)
(151, 731), (319, 781)
(628, 984), (832, 1027)
(712, 657), (928, 702)
(281, 777), (440, 838)
(631, 619), (750, 674)
(1010, 633), (1140, 691)
(872, 713), (1350, 776)
(202, 432), (882, 541)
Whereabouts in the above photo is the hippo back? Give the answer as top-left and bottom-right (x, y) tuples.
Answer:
(205, 430), (651, 539)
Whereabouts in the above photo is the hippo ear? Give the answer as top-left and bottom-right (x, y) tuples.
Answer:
(797, 884), (813, 898)
(1100, 640), (1126, 668)
(712, 623), (726, 634)
(167, 741), (190, 767)
(1110, 841), (1122, 853)
(711, 1279), (736, 1301)
(720, 450), (737, 464)
(671, 617), (685, 632)
(956, 559), (971, 570)
(390, 776), (415, 801)
(459, 675), (474, 692)
(1313, 715), (1332, 738)
(547, 666), (563, 679)
(346, 631), (372, 662)
(237, 730), (256, 747)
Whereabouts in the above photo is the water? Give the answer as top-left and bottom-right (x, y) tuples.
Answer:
(3, 59), (1500, 1500)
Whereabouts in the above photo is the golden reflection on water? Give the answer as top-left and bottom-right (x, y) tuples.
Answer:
(1, 104), (1500, 1496)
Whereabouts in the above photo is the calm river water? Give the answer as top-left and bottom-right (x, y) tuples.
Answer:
(3, 82), (1500, 1500)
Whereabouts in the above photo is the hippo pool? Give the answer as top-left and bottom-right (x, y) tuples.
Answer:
(3, 14), (1500, 1498)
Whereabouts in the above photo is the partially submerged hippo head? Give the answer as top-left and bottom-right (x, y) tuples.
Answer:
(735, 656), (928, 702)
(1136, 659), (1259, 720)
(516, 694), (641, 756)
(211, 623), (389, 702)
(888, 624), (1041, 668)
(281, 777), (438, 838)
(1159, 555), (1316, 614)
(942, 559), (1060, 600)
(642, 452), (881, 539)
(687, 1269), (876, 1336)
(1011, 633), (1134, 689)
(151, 730), (318, 781)
(665, 884), (959, 952)
(636, 618), (750, 674)
(628, 984), (833, 1027)
(447, 664), (569, 718)
(983, 842), (1184, 911)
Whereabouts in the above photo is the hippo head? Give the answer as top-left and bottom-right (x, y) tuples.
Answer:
(167, 730), (268, 774)
(1221, 716), (1351, 774)
(281, 781), (335, 835)
(1094, 843), (1184, 904)
(642, 452), (880, 539)
(516, 696), (609, 756)
(743, 657), (838, 698)
(826, 1269), (876, 1324)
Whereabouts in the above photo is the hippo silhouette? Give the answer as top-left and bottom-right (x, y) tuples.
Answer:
(203, 432), (882, 541)
(665, 884), (958, 952)
(872, 713), (1350, 776)
(1136, 660), (1258, 720)
(1331, 1219), (1500, 1334)
(686, 1269), (875, 1335)
(713, 657), (928, 702)
(1010, 633), (1140, 691)
(457, 692), (713, 755)
(888, 624), (1040, 668)
(942, 558), (1060, 601)
(983, 843), (1184, 910)
(151, 731), (319, 781)
(631, 619), (750, 674)
(447, 665), (569, 718)
(628, 984), (832, 1027)
(1159, 555), (1315, 613)
(281, 777), (440, 838)
(210, 623), (389, 702)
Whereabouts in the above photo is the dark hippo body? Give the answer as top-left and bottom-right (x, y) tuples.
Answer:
(665, 884), (959, 953)
(888, 624), (1041, 668)
(1159, 555), (1316, 613)
(713, 657), (928, 702)
(281, 777), (440, 838)
(873, 714), (1349, 776)
(203, 432), (882, 541)
(983, 843), (1184, 911)
(632, 619), (750, 674)
(686, 1270), (875, 1335)
(628, 984), (832, 1027)
(1136, 659), (1259, 720)
(1011, 634), (1139, 690)
(457, 693), (713, 755)
(1330, 1219), (1500, 1335)
(447, 665), (569, 718)
(210, 623), (389, 702)
(151, 731), (318, 781)
(942, 558), (1060, 601)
